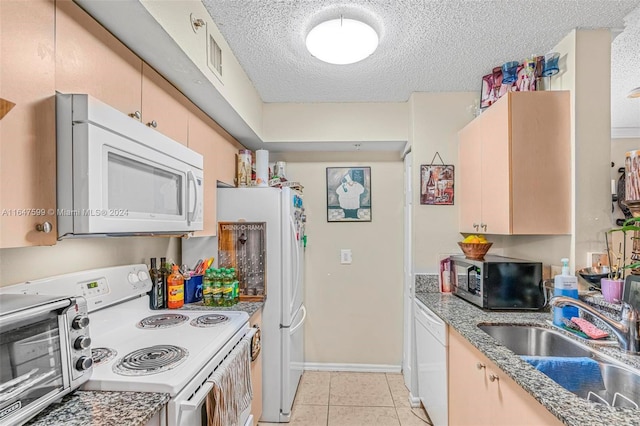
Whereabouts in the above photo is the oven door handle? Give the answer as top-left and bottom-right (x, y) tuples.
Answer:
(180, 382), (214, 412)
(178, 327), (257, 414)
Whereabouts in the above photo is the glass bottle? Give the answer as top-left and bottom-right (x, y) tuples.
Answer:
(149, 258), (164, 310)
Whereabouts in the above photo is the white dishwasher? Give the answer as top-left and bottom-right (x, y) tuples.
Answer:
(414, 299), (448, 426)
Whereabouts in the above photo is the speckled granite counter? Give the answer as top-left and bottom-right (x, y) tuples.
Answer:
(415, 292), (640, 426)
(182, 300), (263, 317)
(25, 391), (169, 426)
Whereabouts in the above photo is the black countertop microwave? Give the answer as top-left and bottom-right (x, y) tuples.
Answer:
(450, 255), (544, 310)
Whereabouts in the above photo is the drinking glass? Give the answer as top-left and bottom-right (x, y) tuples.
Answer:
(501, 61), (519, 84)
(542, 52), (560, 77)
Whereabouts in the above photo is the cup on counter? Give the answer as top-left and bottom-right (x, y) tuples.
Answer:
(601, 278), (623, 303)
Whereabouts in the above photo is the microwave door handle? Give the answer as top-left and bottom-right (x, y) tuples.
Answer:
(186, 170), (197, 225)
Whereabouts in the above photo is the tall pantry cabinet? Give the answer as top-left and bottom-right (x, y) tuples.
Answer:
(457, 91), (571, 235)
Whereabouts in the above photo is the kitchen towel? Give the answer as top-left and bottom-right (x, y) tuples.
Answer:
(206, 334), (253, 426)
(521, 356), (605, 394)
(255, 149), (269, 187)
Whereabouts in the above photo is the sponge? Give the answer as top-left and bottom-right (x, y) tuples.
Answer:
(570, 317), (609, 339)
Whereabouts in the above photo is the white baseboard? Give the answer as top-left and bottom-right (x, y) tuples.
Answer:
(303, 362), (402, 373)
(408, 393), (421, 408)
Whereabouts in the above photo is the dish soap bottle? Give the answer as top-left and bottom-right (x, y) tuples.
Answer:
(553, 258), (579, 326)
(167, 264), (185, 309)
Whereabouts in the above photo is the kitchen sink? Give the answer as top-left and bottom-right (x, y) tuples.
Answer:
(478, 323), (640, 409)
(478, 324), (595, 357)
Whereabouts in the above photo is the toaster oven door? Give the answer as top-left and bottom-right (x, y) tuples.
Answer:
(0, 305), (67, 424)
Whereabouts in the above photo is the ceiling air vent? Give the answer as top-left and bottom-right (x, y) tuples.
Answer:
(207, 30), (223, 82)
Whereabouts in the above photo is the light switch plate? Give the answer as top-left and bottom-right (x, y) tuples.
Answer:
(340, 249), (352, 264)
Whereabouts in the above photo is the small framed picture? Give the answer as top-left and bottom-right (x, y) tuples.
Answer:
(326, 167), (371, 222)
(420, 164), (454, 205)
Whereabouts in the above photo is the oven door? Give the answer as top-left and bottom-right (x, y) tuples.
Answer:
(173, 327), (257, 426)
(0, 301), (70, 425)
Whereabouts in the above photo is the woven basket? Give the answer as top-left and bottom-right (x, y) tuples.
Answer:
(458, 242), (493, 260)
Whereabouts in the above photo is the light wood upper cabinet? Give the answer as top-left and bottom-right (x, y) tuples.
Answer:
(0, 0), (57, 248)
(448, 328), (563, 426)
(187, 105), (243, 237)
(55, 0), (142, 117)
(141, 63), (190, 146)
(457, 91), (570, 235)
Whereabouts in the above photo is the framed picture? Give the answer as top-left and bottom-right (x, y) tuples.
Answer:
(420, 164), (454, 205)
(326, 167), (371, 222)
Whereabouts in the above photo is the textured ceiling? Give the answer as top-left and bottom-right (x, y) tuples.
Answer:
(202, 0), (640, 129)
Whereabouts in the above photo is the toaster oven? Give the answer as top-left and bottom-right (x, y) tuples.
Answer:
(0, 294), (92, 425)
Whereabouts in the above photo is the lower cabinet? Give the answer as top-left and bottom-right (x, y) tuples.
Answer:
(249, 309), (263, 425)
(448, 329), (562, 426)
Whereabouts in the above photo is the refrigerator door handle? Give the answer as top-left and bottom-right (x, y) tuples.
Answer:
(289, 216), (300, 312)
(289, 305), (307, 335)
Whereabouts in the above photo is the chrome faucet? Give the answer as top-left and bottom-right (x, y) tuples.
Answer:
(549, 296), (640, 354)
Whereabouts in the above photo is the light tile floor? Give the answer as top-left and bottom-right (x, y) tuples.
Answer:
(258, 371), (433, 426)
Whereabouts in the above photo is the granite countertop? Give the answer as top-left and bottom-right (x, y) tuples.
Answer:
(182, 300), (264, 317)
(415, 292), (640, 426)
(25, 391), (169, 426)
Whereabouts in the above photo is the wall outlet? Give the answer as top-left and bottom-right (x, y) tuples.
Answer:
(340, 249), (352, 265)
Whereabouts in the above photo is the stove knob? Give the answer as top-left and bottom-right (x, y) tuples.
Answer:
(76, 356), (93, 371)
(72, 315), (90, 330)
(128, 272), (139, 284)
(137, 270), (149, 281)
(74, 336), (92, 350)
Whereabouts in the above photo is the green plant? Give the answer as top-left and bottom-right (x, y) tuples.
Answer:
(607, 216), (640, 279)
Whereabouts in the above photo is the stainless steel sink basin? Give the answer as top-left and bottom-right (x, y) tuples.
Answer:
(478, 323), (640, 409)
(478, 324), (595, 357)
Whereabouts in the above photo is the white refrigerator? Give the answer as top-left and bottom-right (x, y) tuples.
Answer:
(217, 186), (306, 423)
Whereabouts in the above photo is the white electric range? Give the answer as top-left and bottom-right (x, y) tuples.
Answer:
(2, 264), (254, 426)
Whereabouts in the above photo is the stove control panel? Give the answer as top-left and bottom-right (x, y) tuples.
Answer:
(77, 277), (109, 298)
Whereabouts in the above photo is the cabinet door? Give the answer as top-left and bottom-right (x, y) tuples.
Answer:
(141, 63), (189, 145)
(55, 0), (142, 117)
(457, 118), (483, 233)
(448, 329), (492, 425)
(249, 310), (263, 425)
(488, 365), (563, 426)
(0, 0), (57, 248)
(187, 108), (218, 237)
(479, 96), (511, 234)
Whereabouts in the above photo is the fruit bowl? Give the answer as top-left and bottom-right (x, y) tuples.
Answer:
(458, 242), (493, 260)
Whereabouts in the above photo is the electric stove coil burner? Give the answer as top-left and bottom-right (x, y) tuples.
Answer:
(136, 313), (189, 329)
(190, 313), (230, 328)
(113, 345), (188, 376)
(91, 347), (117, 366)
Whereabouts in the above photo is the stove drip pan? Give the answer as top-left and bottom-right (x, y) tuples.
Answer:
(190, 313), (230, 327)
(136, 313), (189, 329)
(92, 347), (117, 366)
(113, 345), (188, 376)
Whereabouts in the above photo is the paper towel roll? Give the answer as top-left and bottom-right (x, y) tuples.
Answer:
(256, 149), (269, 187)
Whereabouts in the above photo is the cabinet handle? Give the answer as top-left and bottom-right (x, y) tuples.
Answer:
(129, 111), (141, 120)
(481, 223), (487, 232)
(473, 223), (479, 231)
(476, 362), (486, 370)
(36, 221), (52, 233)
(147, 120), (158, 128)
(489, 374), (499, 382)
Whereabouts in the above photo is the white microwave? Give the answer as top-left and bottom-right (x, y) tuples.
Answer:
(56, 93), (203, 238)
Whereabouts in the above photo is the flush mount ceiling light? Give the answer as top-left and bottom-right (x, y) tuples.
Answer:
(628, 87), (640, 98)
(306, 16), (378, 65)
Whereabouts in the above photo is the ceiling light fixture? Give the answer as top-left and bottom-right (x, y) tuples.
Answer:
(628, 87), (640, 98)
(306, 16), (378, 65)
